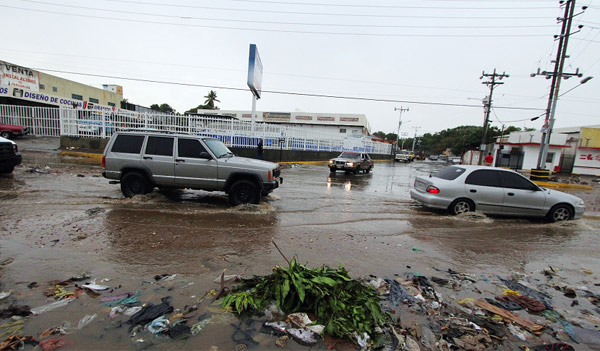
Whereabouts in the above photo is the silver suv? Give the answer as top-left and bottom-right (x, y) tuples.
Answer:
(102, 131), (282, 205)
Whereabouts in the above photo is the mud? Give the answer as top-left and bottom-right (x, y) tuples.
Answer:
(1, 152), (599, 350)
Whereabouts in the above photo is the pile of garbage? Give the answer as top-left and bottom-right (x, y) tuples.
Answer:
(217, 258), (600, 350)
(1, 259), (599, 350)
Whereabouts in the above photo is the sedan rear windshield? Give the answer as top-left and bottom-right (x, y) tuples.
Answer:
(434, 166), (466, 180)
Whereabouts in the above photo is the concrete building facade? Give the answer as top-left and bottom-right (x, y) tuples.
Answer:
(192, 109), (371, 137)
(494, 126), (600, 176)
(1, 60), (123, 111)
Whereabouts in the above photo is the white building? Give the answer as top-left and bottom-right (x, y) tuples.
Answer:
(191, 109), (371, 137)
(494, 125), (600, 175)
(493, 130), (568, 171)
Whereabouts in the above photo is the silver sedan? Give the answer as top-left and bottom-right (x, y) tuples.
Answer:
(410, 165), (585, 222)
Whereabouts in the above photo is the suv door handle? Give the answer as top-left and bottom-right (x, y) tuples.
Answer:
(175, 159), (185, 162)
(143, 156), (153, 160)
(507, 192), (515, 196)
(470, 189), (477, 193)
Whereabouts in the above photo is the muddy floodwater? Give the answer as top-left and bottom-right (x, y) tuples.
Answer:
(1, 148), (599, 350)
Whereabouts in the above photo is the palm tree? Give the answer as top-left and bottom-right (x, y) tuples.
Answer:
(204, 90), (220, 109)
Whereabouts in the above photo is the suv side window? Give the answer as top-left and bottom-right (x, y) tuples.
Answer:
(499, 171), (537, 190)
(465, 170), (501, 187)
(178, 138), (207, 158)
(145, 136), (174, 156)
(111, 135), (145, 154)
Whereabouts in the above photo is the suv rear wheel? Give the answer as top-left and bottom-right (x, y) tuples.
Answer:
(0, 166), (15, 174)
(229, 180), (260, 205)
(121, 172), (152, 198)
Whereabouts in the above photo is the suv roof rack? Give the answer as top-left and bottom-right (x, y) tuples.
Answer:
(119, 129), (186, 134)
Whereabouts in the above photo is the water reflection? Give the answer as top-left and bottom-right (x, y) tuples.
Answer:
(103, 202), (278, 272)
(406, 214), (587, 268)
(326, 171), (372, 192)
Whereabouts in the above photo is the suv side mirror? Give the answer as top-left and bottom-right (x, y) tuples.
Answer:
(199, 152), (212, 159)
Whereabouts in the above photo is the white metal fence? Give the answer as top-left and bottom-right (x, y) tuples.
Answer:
(1, 104), (392, 155)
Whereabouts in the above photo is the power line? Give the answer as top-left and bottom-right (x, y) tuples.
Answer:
(0, 48), (561, 100)
(90, 0), (556, 19)
(30, 67), (546, 111)
(1, 5), (555, 37)
(16, 0), (558, 29)
(224, 0), (556, 10)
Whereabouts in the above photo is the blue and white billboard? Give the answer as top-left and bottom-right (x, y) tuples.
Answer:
(247, 44), (263, 99)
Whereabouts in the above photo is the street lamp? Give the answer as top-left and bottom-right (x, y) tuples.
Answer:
(558, 76), (593, 97)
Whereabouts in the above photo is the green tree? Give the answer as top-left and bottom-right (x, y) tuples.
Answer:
(203, 90), (220, 109)
(150, 103), (176, 114)
(413, 125), (526, 156)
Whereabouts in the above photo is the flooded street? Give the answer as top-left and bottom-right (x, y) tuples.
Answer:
(1, 149), (599, 350)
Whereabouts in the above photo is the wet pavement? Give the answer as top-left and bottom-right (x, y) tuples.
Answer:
(1, 145), (600, 350)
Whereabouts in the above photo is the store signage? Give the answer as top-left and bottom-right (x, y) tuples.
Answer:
(340, 117), (359, 122)
(264, 112), (290, 122)
(296, 116), (313, 121)
(0, 61), (39, 92)
(247, 44), (263, 99)
(0, 84), (116, 112)
(317, 116), (335, 121)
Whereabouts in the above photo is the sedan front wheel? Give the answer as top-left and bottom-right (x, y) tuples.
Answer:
(547, 204), (572, 222)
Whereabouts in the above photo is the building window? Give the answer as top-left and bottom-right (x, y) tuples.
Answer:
(89, 98), (99, 103)
(39, 84), (45, 90)
(546, 152), (555, 163)
(339, 128), (346, 133)
(352, 130), (359, 133)
(107, 102), (115, 107)
(72, 94), (83, 101)
(52, 87), (58, 92)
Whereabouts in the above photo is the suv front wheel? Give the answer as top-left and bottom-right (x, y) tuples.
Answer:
(229, 180), (260, 205)
(121, 172), (152, 198)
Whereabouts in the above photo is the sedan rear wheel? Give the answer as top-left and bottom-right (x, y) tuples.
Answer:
(449, 199), (474, 215)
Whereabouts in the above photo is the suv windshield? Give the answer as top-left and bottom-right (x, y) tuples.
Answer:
(204, 138), (233, 158)
(339, 152), (359, 159)
(434, 166), (466, 180)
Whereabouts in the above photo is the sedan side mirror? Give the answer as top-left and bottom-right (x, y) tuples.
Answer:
(199, 152), (212, 159)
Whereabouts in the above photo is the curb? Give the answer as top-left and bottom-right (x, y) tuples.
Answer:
(532, 181), (593, 191)
(60, 151), (103, 161)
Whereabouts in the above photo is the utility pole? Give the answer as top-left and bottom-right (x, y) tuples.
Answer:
(411, 126), (421, 153)
(394, 107), (409, 152)
(479, 69), (509, 164)
(531, 0), (585, 170)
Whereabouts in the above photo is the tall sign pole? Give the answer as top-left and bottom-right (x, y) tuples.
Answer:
(394, 106), (409, 152)
(531, 0), (585, 170)
(247, 44), (263, 133)
(411, 126), (421, 153)
(479, 69), (509, 164)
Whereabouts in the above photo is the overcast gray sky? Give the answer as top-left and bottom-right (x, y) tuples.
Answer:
(1, 0), (598, 136)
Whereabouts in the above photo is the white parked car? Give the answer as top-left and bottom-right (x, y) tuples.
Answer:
(449, 157), (462, 165)
(410, 165), (585, 222)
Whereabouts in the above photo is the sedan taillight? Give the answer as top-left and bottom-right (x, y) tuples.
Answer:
(426, 186), (440, 194)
